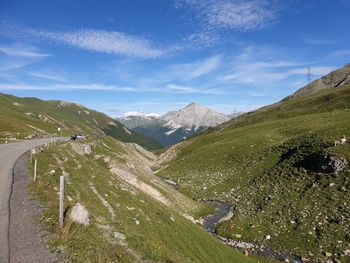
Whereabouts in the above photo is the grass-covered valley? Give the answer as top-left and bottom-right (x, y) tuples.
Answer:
(28, 136), (272, 262)
(3, 64), (350, 262)
(156, 76), (350, 261)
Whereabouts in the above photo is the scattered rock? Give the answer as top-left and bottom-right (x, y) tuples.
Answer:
(324, 251), (332, 257)
(49, 170), (56, 176)
(84, 145), (91, 155)
(113, 231), (126, 240)
(265, 234), (271, 240)
(69, 203), (90, 226)
(344, 249), (350, 256)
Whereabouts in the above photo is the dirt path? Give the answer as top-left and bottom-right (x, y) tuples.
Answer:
(10, 152), (57, 263)
(0, 138), (64, 262)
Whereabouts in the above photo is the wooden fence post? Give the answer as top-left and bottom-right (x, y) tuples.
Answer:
(33, 159), (37, 181)
(59, 175), (65, 228)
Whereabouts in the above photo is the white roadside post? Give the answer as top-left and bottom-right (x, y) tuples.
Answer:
(59, 175), (65, 228)
(34, 159), (38, 181)
(58, 127), (62, 137)
(31, 149), (36, 163)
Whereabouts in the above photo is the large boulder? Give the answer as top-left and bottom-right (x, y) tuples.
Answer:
(306, 152), (347, 174)
(69, 203), (90, 226)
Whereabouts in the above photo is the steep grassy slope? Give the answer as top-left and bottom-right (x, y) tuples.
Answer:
(29, 137), (271, 262)
(0, 93), (162, 150)
(157, 84), (350, 261)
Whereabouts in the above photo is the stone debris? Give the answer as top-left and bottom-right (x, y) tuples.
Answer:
(90, 184), (116, 219)
(113, 231), (126, 240)
(71, 143), (92, 156)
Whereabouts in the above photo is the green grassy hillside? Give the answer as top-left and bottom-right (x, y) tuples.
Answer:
(157, 84), (350, 262)
(0, 93), (162, 150)
(29, 136), (271, 263)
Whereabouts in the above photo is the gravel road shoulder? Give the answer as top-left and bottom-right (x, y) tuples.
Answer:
(10, 152), (57, 263)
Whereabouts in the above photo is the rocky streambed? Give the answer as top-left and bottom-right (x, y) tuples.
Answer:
(202, 200), (304, 263)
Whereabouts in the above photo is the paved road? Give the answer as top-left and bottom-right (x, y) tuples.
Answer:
(0, 138), (64, 263)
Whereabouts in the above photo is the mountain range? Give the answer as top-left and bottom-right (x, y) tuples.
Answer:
(117, 102), (231, 146)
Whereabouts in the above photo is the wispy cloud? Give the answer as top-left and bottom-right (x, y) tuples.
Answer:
(287, 66), (335, 75)
(0, 44), (51, 58)
(175, 0), (283, 31)
(26, 70), (67, 82)
(0, 83), (141, 91)
(121, 111), (161, 117)
(329, 49), (350, 58)
(183, 32), (220, 48)
(166, 83), (225, 94)
(0, 44), (51, 82)
(0, 82), (225, 95)
(302, 35), (336, 45)
(167, 55), (222, 80)
(208, 103), (264, 114)
(0, 22), (167, 58)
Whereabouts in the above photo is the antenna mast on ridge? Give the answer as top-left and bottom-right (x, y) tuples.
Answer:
(307, 66), (311, 84)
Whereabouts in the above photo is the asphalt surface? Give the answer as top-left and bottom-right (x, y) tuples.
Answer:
(0, 138), (64, 263)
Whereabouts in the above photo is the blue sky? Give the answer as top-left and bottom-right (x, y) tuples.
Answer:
(0, 0), (349, 117)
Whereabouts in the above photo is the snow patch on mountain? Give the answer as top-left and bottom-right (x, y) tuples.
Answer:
(123, 111), (160, 118)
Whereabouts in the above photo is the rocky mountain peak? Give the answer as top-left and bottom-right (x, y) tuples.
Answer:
(163, 102), (229, 131)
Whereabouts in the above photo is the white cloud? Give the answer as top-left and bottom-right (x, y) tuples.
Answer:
(0, 81), (225, 95)
(166, 83), (225, 94)
(208, 103), (264, 114)
(26, 71), (67, 82)
(122, 111), (161, 117)
(162, 55), (222, 81)
(175, 0), (282, 31)
(329, 49), (350, 58)
(0, 44), (50, 58)
(303, 36), (335, 45)
(287, 66), (335, 76)
(183, 32), (220, 48)
(0, 44), (51, 83)
(0, 83), (140, 91)
(0, 23), (167, 58)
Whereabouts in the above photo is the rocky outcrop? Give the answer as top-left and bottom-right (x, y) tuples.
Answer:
(306, 152), (347, 174)
(288, 63), (350, 99)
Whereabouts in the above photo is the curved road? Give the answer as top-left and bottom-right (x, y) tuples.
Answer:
(0, 138), (63, 263)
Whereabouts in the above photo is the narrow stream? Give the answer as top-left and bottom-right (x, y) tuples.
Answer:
(158, 177), (305, 262)
(202, 200), (304, 263)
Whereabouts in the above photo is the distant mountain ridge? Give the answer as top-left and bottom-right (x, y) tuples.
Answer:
(0, 93), (162, 150)
(117, 103), (230, 147)
(287, 63), (350, 99)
